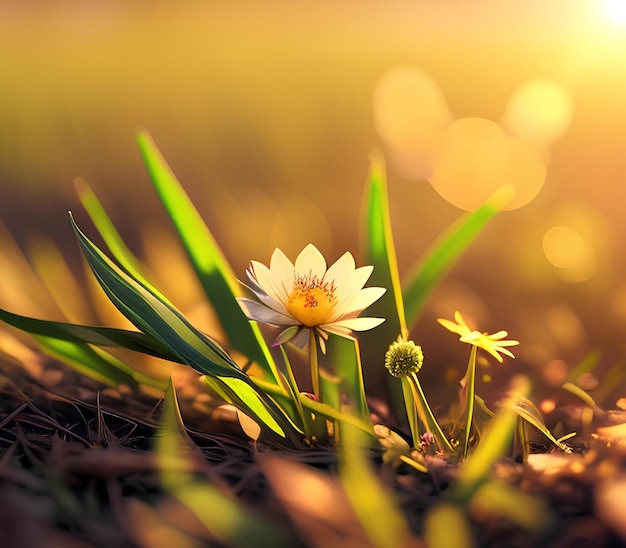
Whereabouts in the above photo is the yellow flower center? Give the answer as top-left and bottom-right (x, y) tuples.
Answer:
(286, 273), (336, 327)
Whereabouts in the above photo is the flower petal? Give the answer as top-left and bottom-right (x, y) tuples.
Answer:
(250, 260), (286, 304)
(438, 317), (470, 337)
(338, 286), (386, 316)
(291, 328), (310, 348)
(454, 311), (469, 329)
(332, 265), (375, 308)
(326, 316), (385, 332)
(272, 325), (301, 346)
(295, 244), (327, 279)
(237, 298), (298, 325)
(269, 247), (295, 297)
(255, 290), (292, 316)
(324, 251), (355, 293)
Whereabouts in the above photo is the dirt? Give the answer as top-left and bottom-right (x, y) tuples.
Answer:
(1, 354), (626, 548)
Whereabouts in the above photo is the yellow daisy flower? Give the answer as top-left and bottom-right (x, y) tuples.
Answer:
(437, 311), (519, 362)
(238, 244), (386, 351)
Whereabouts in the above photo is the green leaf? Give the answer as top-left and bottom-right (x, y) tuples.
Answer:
(403, 186), (513, 328)
(75, 178), (172, 305)
(362, 152), (407, 341)
(71, 214), (299, 441)
(501, 390), (573, 452)
(326, 334), (369, 420)
(461, 345), (478, 459)
(360, 153), (409, 424)
(71, 212), (245, 380)
(561, 382), (604, 417)
(136, 131), (278, 384)
(401, 377), (421, 448)
(339, 419), (412, 548)
(424, 503), (473, 548)
(200, 375), (302, 442)
(157, 380), (293, 547)
(452, 375), (530, 503)
(34, 335), (154, 389)
(0, 307), (180, 363)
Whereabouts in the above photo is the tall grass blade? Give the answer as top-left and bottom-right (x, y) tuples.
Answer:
(339, 419), (412, 548)
(403, 186), (513, 328)
(136, 131), (278, 384)
(71, 214), (298, 440)
(75, 178), (172, 305)
(158, 380), (293, 547)
(361, 153), (409, 424)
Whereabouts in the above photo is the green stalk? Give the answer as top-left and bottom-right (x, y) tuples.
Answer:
(408, 372), (454, 454)
(462, 345), (477, 459)
(309, 329), (320, 399)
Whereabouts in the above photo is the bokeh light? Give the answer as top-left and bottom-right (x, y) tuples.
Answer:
(501, 78), (574, 147)
(373, 66), (452, 181)
(542, 203), (609, 283)
(542, 224), (596, 283)
(543, 226), (588, 270)
(429, 118), (547, 211)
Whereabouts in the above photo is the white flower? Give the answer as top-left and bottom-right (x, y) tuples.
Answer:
(237, 244), (386, 351)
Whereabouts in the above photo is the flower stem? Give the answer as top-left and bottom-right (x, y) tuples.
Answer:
(408, 372), (454, 454)
(462, 345), (477, 459)
(309, 329), (320, 399)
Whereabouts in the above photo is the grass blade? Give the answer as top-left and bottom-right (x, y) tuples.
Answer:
(71, 214), (299, 439)
(75, 178), (172, 305)
(452, 375), (530, 503)
(403, 186), (513, 328)
(71, 212), (243, 379)
(339, 419), (413, 548)
(158, 380), (294, 547)
(360, 153), (409, 424)
(361, 152), (407, 342)
(501, 390), (573, 452)
(0, 307), (180, 362)
(326, 334), (369, 420)
(34, 335), (165, 390)
(136, 131), (278, 384)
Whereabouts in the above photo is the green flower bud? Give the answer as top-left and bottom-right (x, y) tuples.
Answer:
(384, 337), (424, 378)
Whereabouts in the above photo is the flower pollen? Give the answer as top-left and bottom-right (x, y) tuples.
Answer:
(287, 272), (337, 327)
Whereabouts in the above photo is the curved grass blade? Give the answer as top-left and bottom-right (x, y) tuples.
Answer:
(75, 178), (173, 306)
(201, 375), (300, 440)
(361, 153), (411, 426)
(339, 419), (413, 548)
(0, 307), (181, 363)
(402, 185), (514, 328)
(361, 152), (407, 341)
(452, 375), (530, 503)
(34, 335), (166, 390)
(136, 131), (278, 384)
(500, 390), (574, 452)
(158, 380), (294, 547)
(71, 214), (299, 440)
(71, 212), (244, 379)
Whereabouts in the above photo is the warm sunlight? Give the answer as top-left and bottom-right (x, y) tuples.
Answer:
(605, 0), (626, 25)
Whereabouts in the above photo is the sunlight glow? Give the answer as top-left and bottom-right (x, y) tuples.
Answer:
(605, 0), (626, 25)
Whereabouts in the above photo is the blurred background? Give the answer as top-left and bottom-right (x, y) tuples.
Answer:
(1, 0), (626, 400)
